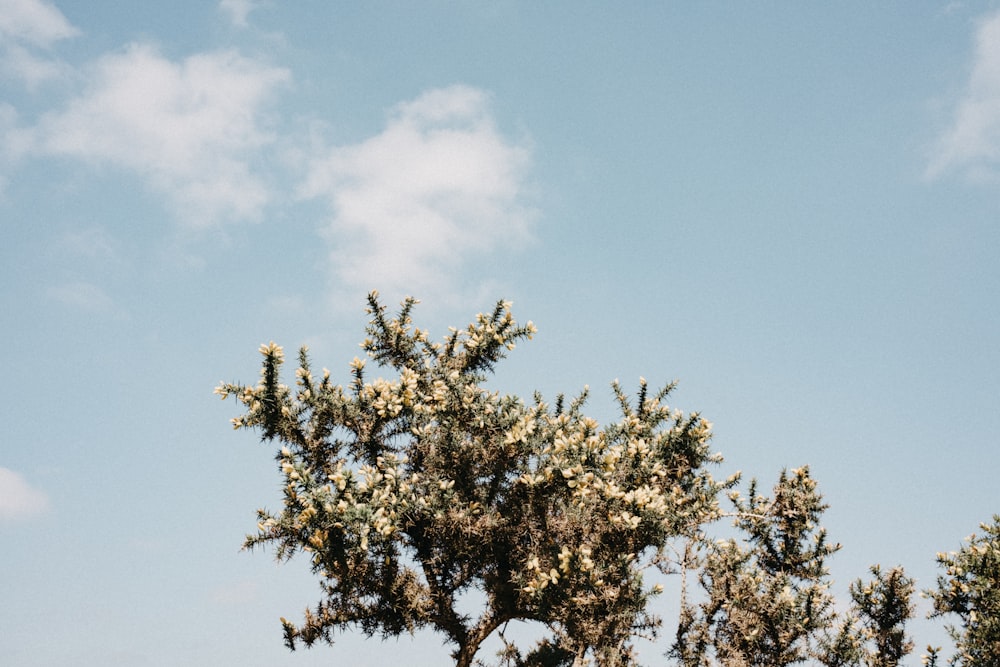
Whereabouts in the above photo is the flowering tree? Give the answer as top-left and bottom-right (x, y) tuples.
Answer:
(669, 467), (916, 667)
(925, 515), (1000, 666)
(217, 293), (733, 667)
(673, 468), (850, 666)
(822, 566), (915, 667)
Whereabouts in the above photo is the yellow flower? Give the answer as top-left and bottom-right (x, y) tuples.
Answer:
(259, 341), (284, 359)
(558, 545), (573, 573)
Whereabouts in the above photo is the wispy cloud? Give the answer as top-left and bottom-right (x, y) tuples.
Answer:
(57, 226), (121, 263)
(219, 0), (261, 29)
(0, 0), (78, 87)
(0, 103), (28, 188)
(47, 280), (118, 313)
(927, 10), (1000, 182)
(0, 467), (50, 521)
(299, 85), (535, 303)
(0, 0), (77, 46)
(26, 42), (290, 226)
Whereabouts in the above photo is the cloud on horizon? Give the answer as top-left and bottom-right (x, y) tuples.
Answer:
(299, 85), (535, 304)
(927, 9), (1000, 182)
(0, 467), (50, 521)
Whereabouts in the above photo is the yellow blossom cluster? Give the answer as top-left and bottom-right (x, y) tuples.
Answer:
(357, 367), (422, 418)
(521, 545), (601, 595)
(505, 412), (538, 445)
(514, 406), (710, 533)
(259, 341), (284, 361)
(460, 305), (536, 354)
(361, 377), (405, 418)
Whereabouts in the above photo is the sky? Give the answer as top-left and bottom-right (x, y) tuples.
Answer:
(1, 1), (999, 665)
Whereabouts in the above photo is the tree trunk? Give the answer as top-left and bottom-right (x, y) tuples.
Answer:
(453, 614), (503, 667)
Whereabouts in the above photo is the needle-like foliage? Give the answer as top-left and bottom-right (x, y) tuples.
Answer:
(217, 293), (733, 667)
(670, 468), (919, 667)
(672, 468), (843, 667)
(925, 515), (1000, 667)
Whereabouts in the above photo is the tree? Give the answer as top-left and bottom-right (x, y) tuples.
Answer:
(848, 565), (915, 667)
(820, 566), (915, 667)
(671, 467), (841, 667)
(925, 515), (1000, 666)
(670, 467), (841, 666)
(670, 468), (915, 667)
(216, 293), (734, 667)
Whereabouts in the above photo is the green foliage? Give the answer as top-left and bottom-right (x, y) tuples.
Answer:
(925, 515), (1000, 666)
(217, 293), (733, 667)
(849, 565), (915, 667)
(670, 467), (841, 667)
(670, 468), (919, 667)
(819, 566), (915, 667)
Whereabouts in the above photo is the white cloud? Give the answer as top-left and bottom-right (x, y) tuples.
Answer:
(2, 41), (71, 86)
(927, 10), (1000, 181)
(0, 467), (50, 521)
(299, 85), (534, 302)
(28, 42), (290, 226)
(0, 0), (77, 86)
(0, 0), (77, 47)
(219, 0), (260, 28)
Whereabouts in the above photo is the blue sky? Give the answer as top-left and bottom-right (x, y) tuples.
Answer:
(2, 1), (999, 665)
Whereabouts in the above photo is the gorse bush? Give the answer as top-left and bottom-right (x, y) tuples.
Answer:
(218, 295), (997, 667)
(218, 293), (733, 667)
